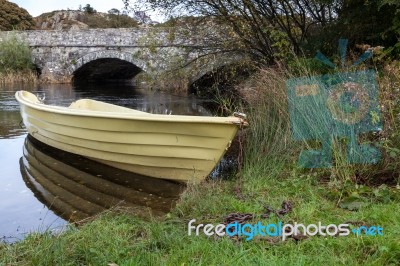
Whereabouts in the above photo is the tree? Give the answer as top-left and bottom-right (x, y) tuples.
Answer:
(133, 11), (152, 24)
(0, 0), (35, 31)
(126, 0), (400, 62)
(108, 8), (121, 15)
(125, 0), (342, 64)
(83, 4), (96, 14)
(337, 0), (397, 46)
(107, 9), (140, 28)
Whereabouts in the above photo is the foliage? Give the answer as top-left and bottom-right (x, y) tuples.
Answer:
(108, 8), (121, 15)
(0, 34), (36, 83)
(133, 11), (153, 24)
(287, 57), (334, 76)
(242, 60), (400, 187)
(80, 8), (138, 28)
(0, 0), (35, 31)
(125, 0), (342, 64)
(336, 0), (398, 49)
(0, 35), (33, 72)
(240, 68), (294, 167)
(373, 61), (400, 175)
(82, 4), (96, 14)
(190, 61), (255, 114)
(126, 0), (400, 63)
(377, 0), (400, 56)
(107, 13), (139, 28)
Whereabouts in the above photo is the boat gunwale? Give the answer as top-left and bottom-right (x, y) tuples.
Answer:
(15, 91), (247, 125)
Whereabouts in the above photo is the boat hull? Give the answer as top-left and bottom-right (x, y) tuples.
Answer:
(16, 91), (245, 183)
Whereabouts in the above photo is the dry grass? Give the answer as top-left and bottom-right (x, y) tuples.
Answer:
(378, 61), (400, 133)
(239, 61), (400, 184)
(0, 70), (38, 84)
(241, 68), (293, 161)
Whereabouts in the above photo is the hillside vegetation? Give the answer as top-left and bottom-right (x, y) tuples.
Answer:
(0, 0), (35, 31)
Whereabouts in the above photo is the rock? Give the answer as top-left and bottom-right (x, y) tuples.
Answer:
(33, 10), (138, 30)
(34, 10), (90, 30)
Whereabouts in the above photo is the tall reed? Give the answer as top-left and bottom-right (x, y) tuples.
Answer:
(241, 60), (400, 183)
(0, 70), (37, 84)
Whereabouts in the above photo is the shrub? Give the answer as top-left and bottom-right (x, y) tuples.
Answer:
(0, 35), (33, 72)
(80, 13), (138, 29)
(83, 4), (96, 14)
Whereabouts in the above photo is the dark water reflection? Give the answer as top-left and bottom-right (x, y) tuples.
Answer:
(21, 136), (183, 221)
(0, 84), (31, 138)
(0, 82), (210, 242)
(38, 83), (212, 116)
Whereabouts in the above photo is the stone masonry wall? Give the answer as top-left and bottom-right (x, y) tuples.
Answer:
(0, 28), (239, 83)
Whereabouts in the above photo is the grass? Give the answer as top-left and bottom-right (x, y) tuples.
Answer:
(1, 172), (399, 265)
(0, 70), (37, 84)
(1, 61), (399, 265)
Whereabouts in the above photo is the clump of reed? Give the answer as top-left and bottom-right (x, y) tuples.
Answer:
(0, 34), (37, 84)
(241, 59), (400, 185)
(0, 70), (37, 84)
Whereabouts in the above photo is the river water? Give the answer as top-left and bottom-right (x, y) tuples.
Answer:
(0, 82), (212, 242)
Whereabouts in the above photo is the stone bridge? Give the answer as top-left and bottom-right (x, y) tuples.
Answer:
(0, 28), (239, 85)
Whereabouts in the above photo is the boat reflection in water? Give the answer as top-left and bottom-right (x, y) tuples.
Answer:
(20, 135), (184, 223)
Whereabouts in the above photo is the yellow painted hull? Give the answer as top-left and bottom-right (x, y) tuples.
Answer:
(16, 91), (247, 183)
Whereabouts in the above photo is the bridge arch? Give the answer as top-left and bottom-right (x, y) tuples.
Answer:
(67, 50), (147, 83)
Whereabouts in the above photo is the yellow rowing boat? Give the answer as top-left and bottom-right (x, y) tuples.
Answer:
(16, 91), (247, 183)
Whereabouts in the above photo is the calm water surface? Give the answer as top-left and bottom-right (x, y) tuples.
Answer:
(0, 83), (211, 242)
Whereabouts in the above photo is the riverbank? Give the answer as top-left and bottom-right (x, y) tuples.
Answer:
(0, 70), (37, 84)
(0, 169), (399, 264)
(1, 64), (399, 264)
